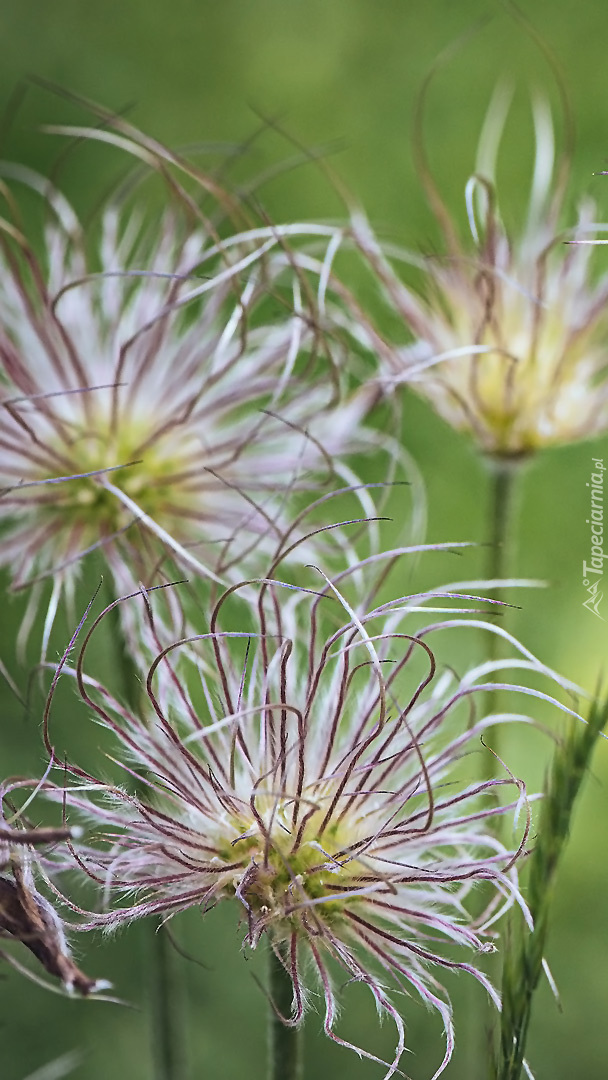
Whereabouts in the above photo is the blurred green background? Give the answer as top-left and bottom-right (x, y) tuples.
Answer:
(1, 1), (608, 1078)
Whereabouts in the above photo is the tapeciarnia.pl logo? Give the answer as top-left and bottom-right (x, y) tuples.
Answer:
(582, 457), (606, 619)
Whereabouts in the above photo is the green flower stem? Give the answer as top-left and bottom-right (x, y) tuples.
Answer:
(147, 921), (188, 1080)
(107, 590), (188, 1080)
(495, 694), (608, 1080)
(483, 455), (519, 764)
(268, 944), (302, 1080)
(465, 457), (520, 1080)
(485, 457), (516, 595)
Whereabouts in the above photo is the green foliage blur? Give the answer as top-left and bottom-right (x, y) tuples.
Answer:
(1, 2), (607, 1078)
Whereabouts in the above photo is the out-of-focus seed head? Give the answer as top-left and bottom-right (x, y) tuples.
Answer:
(348, 90), (608, 458)
(0, 129), (378, 643)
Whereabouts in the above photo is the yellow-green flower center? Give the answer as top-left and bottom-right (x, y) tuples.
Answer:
(43, 414), (199, 534)
(221, 806), (360, 934)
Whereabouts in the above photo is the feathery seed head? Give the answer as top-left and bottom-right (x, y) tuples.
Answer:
(0, 154), (371, 622)
(42, 562), (580, 1076)
(350, 92), (608, 457)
